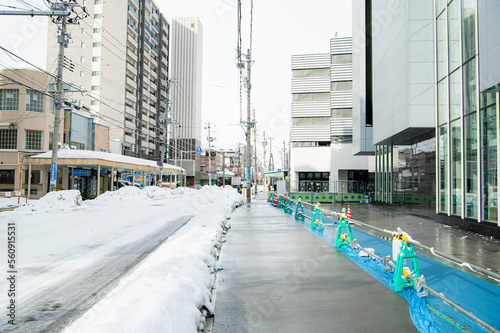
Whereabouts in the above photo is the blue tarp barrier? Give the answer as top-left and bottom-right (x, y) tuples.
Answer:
(285, 203), (499, 333)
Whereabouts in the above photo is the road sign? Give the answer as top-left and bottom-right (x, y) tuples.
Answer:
(277, 168), (282, 172)
(196, 146), (203, 153)
(157, 161), (163, 167)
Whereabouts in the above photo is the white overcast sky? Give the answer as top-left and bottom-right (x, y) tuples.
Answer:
(0, 0), (352, 167)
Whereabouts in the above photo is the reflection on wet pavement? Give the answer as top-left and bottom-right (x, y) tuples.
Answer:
(319, 203), (500, 281)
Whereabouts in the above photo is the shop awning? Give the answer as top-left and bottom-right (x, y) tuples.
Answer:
(22, 149), (185, 174)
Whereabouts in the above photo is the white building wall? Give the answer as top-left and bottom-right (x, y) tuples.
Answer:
(372, 0), (435, 145)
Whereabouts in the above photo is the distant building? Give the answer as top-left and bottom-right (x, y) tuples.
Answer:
(0, 69), (62, 197)
(46, 0), (170, 161)
(290, 37), (369, 194)
(169, 17), (203, 186)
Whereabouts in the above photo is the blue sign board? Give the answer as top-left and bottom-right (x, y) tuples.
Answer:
(50, 163), (57, 187)
(73, 169), (92, 177)
(196, 146), (203, 154)
(157, 160), (163, 167)
(277, 168), (282, 172)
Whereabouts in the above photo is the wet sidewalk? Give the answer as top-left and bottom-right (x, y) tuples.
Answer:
(318, 202), (500, 279)
(212, 194), (419, 333)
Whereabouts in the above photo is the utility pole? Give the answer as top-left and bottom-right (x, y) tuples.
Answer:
(253, 109), (257, 185)
(283, 140), (286, 170)
(268, 137), (274, 171)
(245, 49), (252, 202)
(1, 3), (86, 191)
(208, 123), (212, 185)
(262, 131), (267, 173)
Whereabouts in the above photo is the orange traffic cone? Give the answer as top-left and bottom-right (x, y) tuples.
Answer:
(347, 205), (352, 219)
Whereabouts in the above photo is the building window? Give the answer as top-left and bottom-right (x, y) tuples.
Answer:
(482, 105), (498, 222)
(94, 14), (103, 19)
(436, 13), (447, 81)
(0, 89), (19, 111)
(93, 42), (101, 47)
(92, 71), (100, 76)
(93, 28), (102, 33)
(92, 85), (100, 91)
(94, 0), (103, 4)
(50, 97), (55, 115)
(91, 100), (100, 105)
(437, 80), (447, 125)
(465, 113), (478, 219)
(72, 141), (85, 150)
(0, 129), (17, 149)
(81, 42), (85, 48)
(292, 68), (330, 78)
(331, 54), (352, 64)
(449, 69), (461, 121)
(463, 58), (477, 115)
(331, 81), (353, 91)
(99, 147), (106, 152)
(447, 0), (460, 73)
(25, 89), (44, 113)
(451, 119), (462, 216)
(0, 170), (15, 191)
(92, 56), (100, 62)
(438, 126), (448, 214)
(25, 129), (42, 150)
(292, 92), (330, 102)
(461, 0), (476, 62)
(23, 169), (42, 185)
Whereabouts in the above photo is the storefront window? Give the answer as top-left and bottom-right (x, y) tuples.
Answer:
(437, 13), (448, 81)
(451, 120), (462, 216)
(438, 80), (448, 125)
(439, 126), (448, 213)
(482, 106), (498, 222)
(461, 0), (476, 62)
(449, 69), (461, 120)
(463, 58), (477, 115)
(465, 114), (478, 219)
(448, 0), (460, 72)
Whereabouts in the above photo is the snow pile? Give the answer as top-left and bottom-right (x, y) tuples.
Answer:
(94, 186), (149, 202)
(16, 190), (84, 213)
(65, 190), (242, 333)
(141, 186), (175, 200)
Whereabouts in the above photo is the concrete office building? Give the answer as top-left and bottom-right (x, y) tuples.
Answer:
(290, 37), (369, 194)
(168, 17), (203, 186)
(46, 0), (170, 161)
(352, 0), (498, 226)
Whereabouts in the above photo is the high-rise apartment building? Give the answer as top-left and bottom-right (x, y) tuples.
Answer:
(169, 17), (203, 186)
(46, 0), (170, 161)
(290, 37), (369, 194)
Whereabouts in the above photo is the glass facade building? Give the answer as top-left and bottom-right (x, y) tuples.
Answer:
(435, 0), (498, 224)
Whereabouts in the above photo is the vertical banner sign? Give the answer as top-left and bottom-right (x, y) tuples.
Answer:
(50, 162), (57, 188)
(246, 166), (250, 181)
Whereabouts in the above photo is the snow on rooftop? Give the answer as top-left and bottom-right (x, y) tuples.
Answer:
(27, 149), (184, 171)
